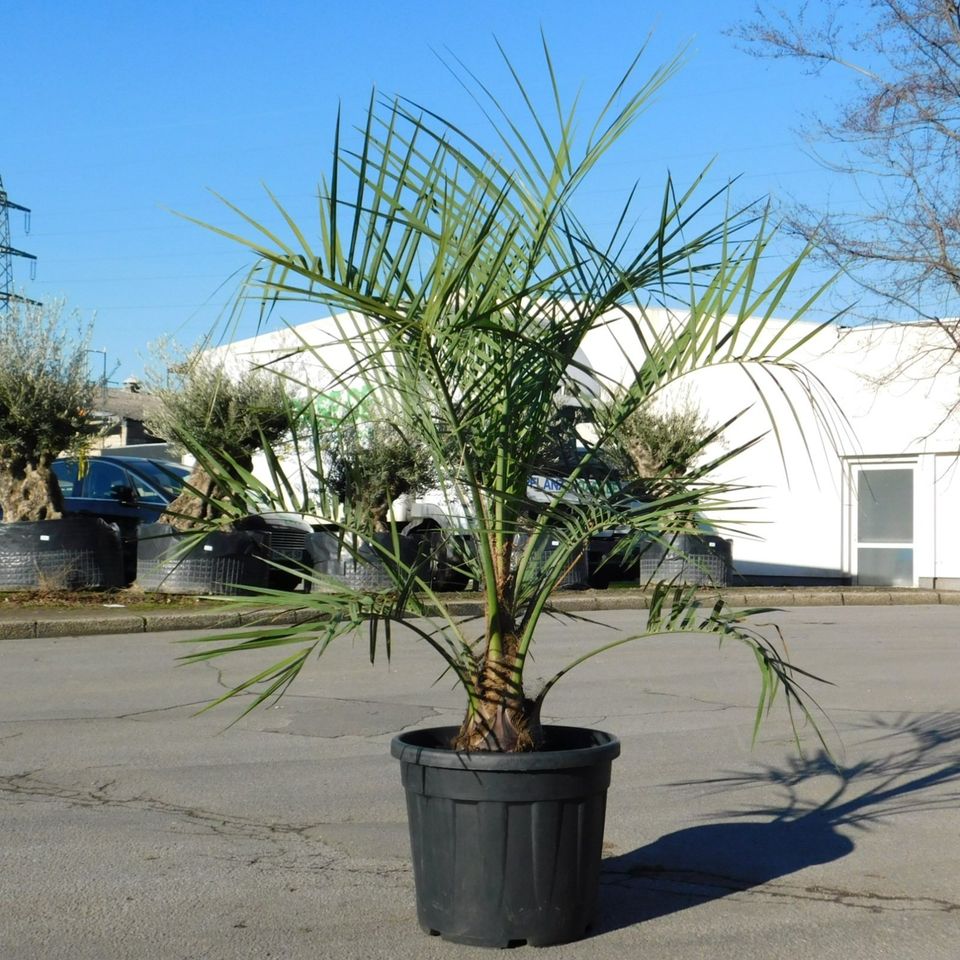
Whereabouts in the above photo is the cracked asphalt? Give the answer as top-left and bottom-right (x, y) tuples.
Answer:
(1, 606), (959, 959)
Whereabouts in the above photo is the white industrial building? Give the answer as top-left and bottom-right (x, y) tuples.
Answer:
(218, 312), (960, 590)
(577, 314), (960, 589)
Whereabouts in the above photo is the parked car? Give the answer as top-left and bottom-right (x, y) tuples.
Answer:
(52, 455), (189, 519)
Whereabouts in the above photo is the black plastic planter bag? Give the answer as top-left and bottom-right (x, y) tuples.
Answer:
(513, 530), (590, 590)
(305, 530), (425, 591)
(137, 523), (269, 595)
(0, 517), (124, 591)
(638, 532), (733, 586)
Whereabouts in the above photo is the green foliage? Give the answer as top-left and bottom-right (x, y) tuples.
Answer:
(619, 401), (715, 479)
(0, 301), (98, 521)
(601, 395), (723, 502)
(143, 348), (295, 525)
(0, 301), (96, 463)
(145, 349), (291, 473)
(179, 40), (838, 753)
(325, 419), (436, 531)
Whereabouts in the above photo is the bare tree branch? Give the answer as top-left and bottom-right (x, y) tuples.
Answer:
(732, 2), (960, 427)
(732, 1), (960, 326)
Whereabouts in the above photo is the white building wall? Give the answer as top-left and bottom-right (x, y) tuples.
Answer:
(577, 313), (960, 585)
(575, 313), (847, 582)
(744, 323), (955, 584)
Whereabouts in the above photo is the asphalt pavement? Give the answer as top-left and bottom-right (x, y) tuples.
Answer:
(1, 603), (958, 959)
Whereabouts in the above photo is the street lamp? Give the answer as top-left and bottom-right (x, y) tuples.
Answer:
(86, 348), (107, 396)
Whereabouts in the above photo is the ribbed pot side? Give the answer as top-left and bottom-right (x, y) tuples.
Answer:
(391, 725), (620, 948)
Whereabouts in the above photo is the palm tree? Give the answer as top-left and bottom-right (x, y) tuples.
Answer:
(181, 41), (836, 753)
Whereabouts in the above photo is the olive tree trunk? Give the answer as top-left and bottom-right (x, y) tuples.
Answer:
(159, 466), (222, 531)
(0, 453), (64, 522)
(159, 458), (255, 531)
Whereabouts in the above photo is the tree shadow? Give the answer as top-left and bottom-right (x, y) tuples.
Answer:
(595, 711), (960, 933)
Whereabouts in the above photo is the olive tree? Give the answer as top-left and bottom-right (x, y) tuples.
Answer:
(144, 351), (292, 529)
(0, 301), (96, 521)
(325, 419), (435, 533)
(601, 396), (724, 499)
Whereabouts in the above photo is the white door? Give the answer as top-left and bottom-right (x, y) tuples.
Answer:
(934, 455), (960, 584)
(852, 463), (915, 586)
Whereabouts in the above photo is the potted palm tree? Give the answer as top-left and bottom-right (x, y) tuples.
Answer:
(0, 300), (123, 591)
(178, 43), (838, 946)
(137, 348), (309, 593)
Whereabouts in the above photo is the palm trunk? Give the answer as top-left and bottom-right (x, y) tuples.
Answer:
(453, 530), (545, 752)
(453, 588), (544, 751)
(452, 659), (543, 751)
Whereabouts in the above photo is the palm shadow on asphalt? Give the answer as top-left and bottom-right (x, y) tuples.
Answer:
(595, 711), (960, 934)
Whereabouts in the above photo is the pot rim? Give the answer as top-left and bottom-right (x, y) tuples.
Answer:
(391, 724), (620, 771)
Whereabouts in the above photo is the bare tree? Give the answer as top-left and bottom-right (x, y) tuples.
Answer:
(734, 1), (960, 355)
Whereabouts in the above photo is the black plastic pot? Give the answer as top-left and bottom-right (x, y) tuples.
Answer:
(234, 513), (313, 590)
(638, 532), (733, 587)
(391, 725), (620, 947)
(305, 530), (426, 591)
(514, 531), (590, 590)
(136, 523), (269, 595)
(0, 517), (124, 591)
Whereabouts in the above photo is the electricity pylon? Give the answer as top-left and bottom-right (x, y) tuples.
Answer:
(0, 173), (40, 311)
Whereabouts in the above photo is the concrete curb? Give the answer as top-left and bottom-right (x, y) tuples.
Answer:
(1, 587), (958, 639)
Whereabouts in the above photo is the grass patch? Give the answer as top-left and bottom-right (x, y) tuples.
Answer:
(0, 587), (232, 612)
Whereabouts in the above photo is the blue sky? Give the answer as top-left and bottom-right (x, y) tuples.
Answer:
(5, 1), (858, 382)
